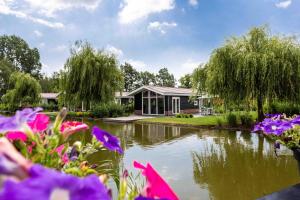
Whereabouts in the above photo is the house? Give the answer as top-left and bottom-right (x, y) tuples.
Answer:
(115, 92), (134, 105)
(40, 93), (59, 105)
(128, 86), (201, 116)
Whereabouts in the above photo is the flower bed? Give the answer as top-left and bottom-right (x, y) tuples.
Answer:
(0, 107), (179, 200)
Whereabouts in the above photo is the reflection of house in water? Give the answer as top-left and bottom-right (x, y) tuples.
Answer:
(131, 123), (197, 145)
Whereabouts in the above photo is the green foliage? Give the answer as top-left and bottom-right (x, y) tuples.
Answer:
(0, 35), (41, 78)
(204, 26), (300, 121)
(121, 63), (140, 92)
(192, 64), (207, 95)
(2, 72), (41, 106)
(39, 71), (61, 92)
(91, 102), (125, 118)
(268, 101), (300, 116)
(175, 113), (194, 118)
(0, 58), (15, 96)
(67, 111), (92, 118)
(226, 113), (238, 127)
(239, 112), (254, 127)
(179, 74), (193, 88)
(138, 71), (156, 86)
(63, 41), (123, 106)
(156, 68), (176, 87)
(40, 103), (58, 112)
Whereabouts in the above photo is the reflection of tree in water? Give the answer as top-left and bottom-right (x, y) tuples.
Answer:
(192, 136), (299, 200)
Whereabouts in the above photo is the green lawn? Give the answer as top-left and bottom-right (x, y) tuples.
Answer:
(139, 111), (257, 127)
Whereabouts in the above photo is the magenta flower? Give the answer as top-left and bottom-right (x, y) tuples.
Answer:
(135, 196), (169, 200)
(133, 161), (179, 200)
(60, 121), (89, 138)
(27, 113), (49, 133)
(6, 131), (27, 142)
(92, 126), (123, 154)
(0, 164), (111, 200)
(0, 107), (42, 133)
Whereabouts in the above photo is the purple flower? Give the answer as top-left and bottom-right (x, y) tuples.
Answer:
(0, 164), (111, 200)
(263, 120), (292, 135)
(291, 116), (300, 126)
(0, 154), (28, 180)
(0, 108), (42, 133)
(92, 126), (123, 154)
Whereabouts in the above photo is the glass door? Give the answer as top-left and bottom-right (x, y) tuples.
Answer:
(172, 97), (180, 114)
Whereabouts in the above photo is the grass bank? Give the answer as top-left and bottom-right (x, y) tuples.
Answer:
(138, 111), (257, 130)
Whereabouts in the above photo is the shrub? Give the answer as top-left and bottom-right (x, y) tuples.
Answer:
(268, 102), (300, 116)
(91, 103), (125, 118)
(40, 103), (58, 112)
(216, 118), (223, 126)
(226, 113), (238, 127)
(240, 112), (254, 127)
(175, 113), (194, 118)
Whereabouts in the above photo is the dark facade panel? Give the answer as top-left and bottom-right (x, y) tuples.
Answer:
(134, 92), (142, 110)
(180, 96), (198, 110)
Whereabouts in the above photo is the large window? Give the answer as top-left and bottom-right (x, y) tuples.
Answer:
(142, 90), (164, 115)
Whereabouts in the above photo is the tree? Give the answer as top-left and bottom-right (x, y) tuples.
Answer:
(2, 72), (41, 106)
(138, 71), (156, 86)
(0, 35), (41, 78)
(120, 63), (140, 92)
(179, 74), (193, 88)
(40, 72), (61, 93)
(156, 68), (176, 87)
(192, 64), (207, 95)
(0, 59), (15, 96)
(63, 41), (123, 107)
(205, 26), (300, 121)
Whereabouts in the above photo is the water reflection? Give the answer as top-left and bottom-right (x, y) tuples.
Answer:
(74, 119), (299, 200)
(192, 131), (299, 200)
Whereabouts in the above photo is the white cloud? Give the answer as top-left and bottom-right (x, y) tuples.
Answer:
(148, 21), (177, 34)
(0, 0), (64, 28)
(188, 0), (198, 7)
(126, 59), (147, 71)
(275, 0), (292, 8)
(119, 0), (175, 24)
(39, 42), (45, 48)
(181, 59), (202, 71)
(34, 30), (43, 37)
(23, 0), (102, 17)
(54, 45), (68, 52)
(105, 45), (123, 57)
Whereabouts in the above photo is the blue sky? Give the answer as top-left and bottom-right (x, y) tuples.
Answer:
(0, 0), (299, 78)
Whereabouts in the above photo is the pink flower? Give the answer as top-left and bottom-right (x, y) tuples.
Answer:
(55, 144), (65, 155)
(27, 114), (49, 133)
(133, 161), (179, 200)
(6, 131), (27, 142)
(60, 121), (88, 138)
(27, 142), (36, 154)
(62, 153), (69, 164)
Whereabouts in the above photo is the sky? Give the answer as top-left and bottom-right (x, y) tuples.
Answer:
(0, 0), (300, 79)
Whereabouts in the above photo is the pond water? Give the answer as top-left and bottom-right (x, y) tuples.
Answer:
(75, 119), (299, 200)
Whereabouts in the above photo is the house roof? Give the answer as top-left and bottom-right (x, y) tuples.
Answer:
(128, 86), (197, 96)
(41, 93), (60, 99)
(115, 92), (133, 98)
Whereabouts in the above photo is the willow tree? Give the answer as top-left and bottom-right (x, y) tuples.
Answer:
(206, 27), (300, 121)
(63, 42), (123, 108)
(2, 71), (41, 106)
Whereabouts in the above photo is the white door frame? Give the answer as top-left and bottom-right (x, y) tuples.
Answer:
(172, 97), (180, 114)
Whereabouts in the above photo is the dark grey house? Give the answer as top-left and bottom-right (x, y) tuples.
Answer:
(128, 86), (200, 116)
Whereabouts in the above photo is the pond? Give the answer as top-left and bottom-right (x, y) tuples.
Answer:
(75, 119), (299, 200)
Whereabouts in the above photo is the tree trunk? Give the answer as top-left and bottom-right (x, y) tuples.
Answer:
(257, 95), (264, 121)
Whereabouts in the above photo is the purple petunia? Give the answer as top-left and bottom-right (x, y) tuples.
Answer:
(92, 126), (123, 154)
(0, 107), (42, 133)
(0, 164), (111, 200)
